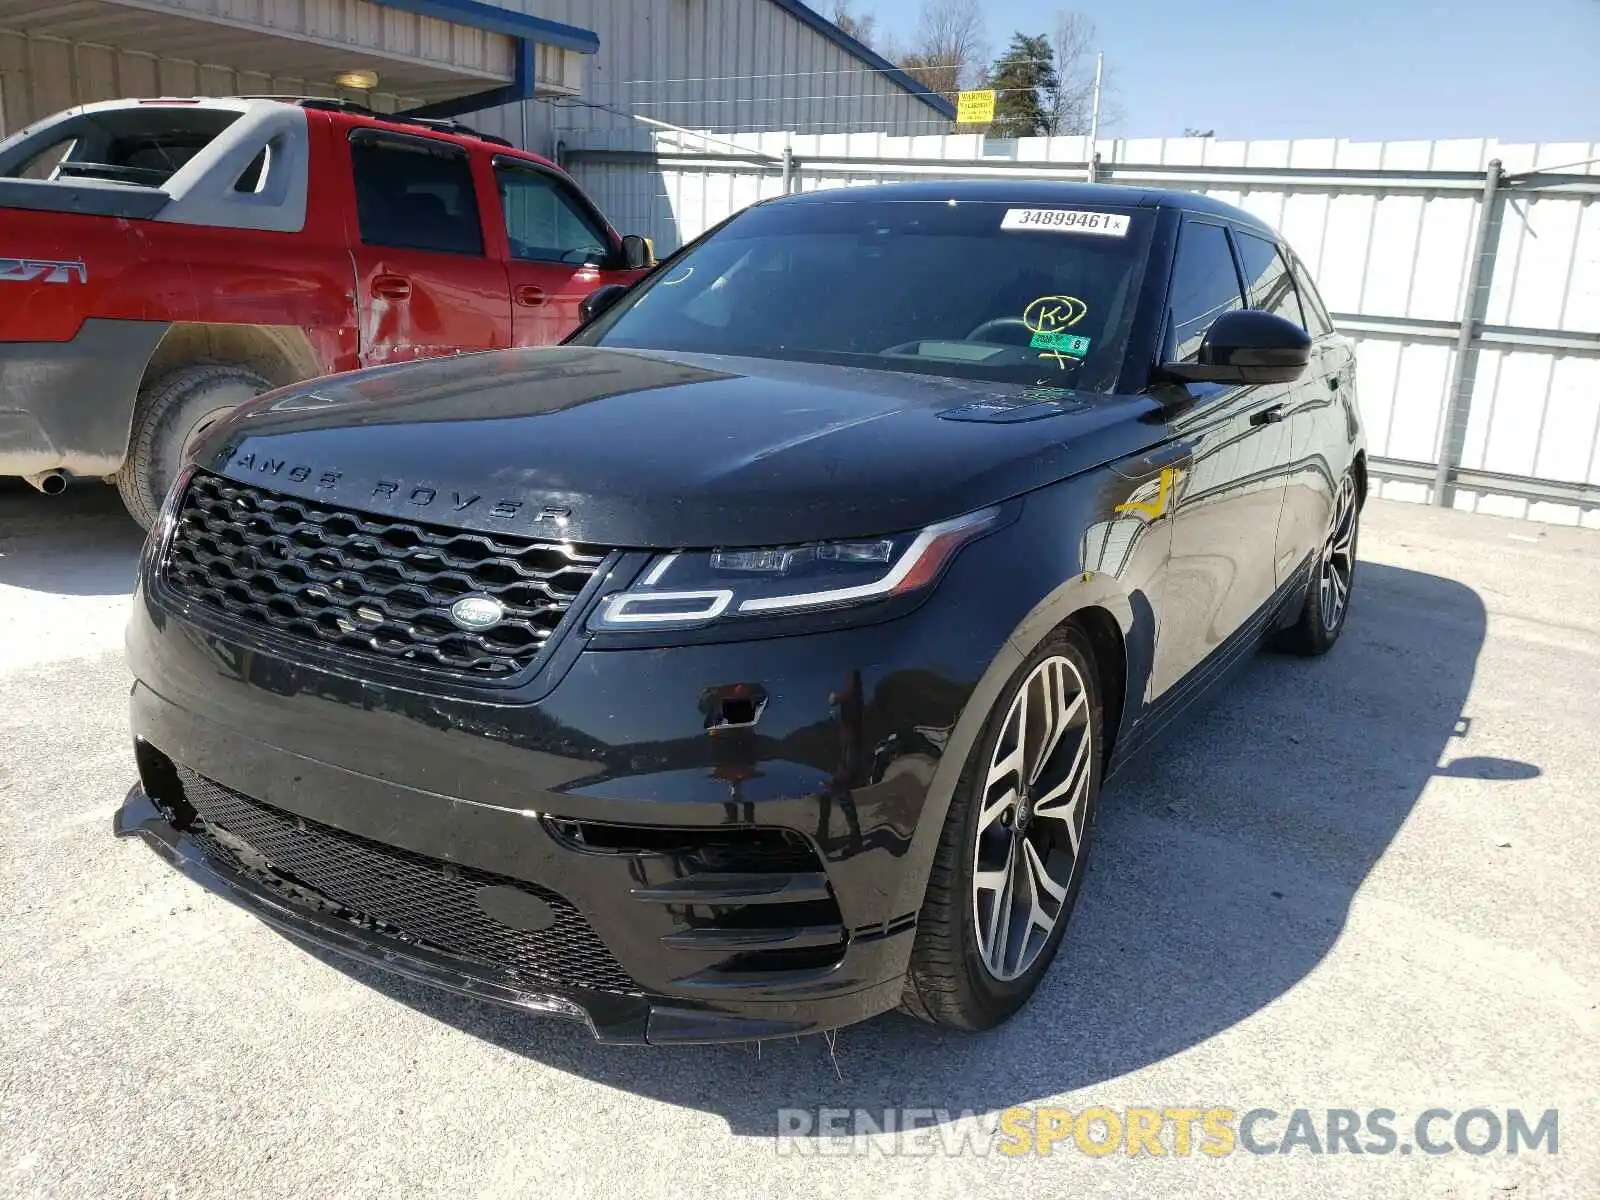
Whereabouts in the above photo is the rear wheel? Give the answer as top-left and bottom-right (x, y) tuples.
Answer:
(117, 364), (270, 529)
(1272, 471), (1359, 656)
(901, 626), (1102, 1030)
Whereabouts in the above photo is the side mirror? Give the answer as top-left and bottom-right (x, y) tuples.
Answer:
(578, 283), (631, 326)
(1161, 309), (1311, 386)
(620, 233), (654, 271)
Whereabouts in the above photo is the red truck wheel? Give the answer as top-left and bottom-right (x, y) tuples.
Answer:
(117, 364), (271, 529)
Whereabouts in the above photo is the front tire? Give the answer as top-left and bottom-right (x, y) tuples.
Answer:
(117, 364), (270, 529)
(901, 626), (1103, 1031)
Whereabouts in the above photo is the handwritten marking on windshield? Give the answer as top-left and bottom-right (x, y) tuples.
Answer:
(1023, 295), (1088, 333)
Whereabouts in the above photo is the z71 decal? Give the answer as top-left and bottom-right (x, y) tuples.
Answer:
(0, 257), (88, 284)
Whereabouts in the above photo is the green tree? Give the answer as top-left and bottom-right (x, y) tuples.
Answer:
(988, 33), (1058, 138)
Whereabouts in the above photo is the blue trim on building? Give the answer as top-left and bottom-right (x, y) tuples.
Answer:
(400, 38), (535, 120)
(370, 0), (599, 55)
(381, 0), (950, 125)
(764, 0), (956, 120)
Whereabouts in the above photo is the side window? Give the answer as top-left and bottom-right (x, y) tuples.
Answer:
(495, 164), (610, 265)
(16, 138), (74, 180)
(1168, 221), (1246, 362)
(1287, 251), (1335, 336)
(1234, 231), (1306, 329)
(349, 133), (484, 256)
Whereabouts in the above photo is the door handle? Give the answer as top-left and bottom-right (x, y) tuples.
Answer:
(514, 284), (547, 307)
(1250, 403), (1286, 426)
(1112, 440), (1194, 478)
(371, 274), (411, 301)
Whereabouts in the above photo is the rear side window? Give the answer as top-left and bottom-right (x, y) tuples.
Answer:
(495, 164), (611, 264)
(1168, 221), (1245, 361)
(1287, 251), (1336, 336)
(1235, 232), (1306, 329)
(350, 133), (483, 256)
(4, 108), (240, 186)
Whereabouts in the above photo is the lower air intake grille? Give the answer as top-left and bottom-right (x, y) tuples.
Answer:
(176, 767), (638, 995)
(162, 471), (609, 679)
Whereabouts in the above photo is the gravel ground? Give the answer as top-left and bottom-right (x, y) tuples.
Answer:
(1, 480), (1595, 1200)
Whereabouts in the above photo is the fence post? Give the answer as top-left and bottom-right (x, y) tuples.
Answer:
(1432, 158), (1504, 507)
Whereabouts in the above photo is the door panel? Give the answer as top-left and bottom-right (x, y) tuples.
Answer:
(1155, 385), (1293, 695)
(352, 249), (510, 366)
(493, 161), (638, 346)
(1278, 250), (1352, 579)
(506, 260), (606, 346)
(1235, 231), (1330, 583)
(347, 130), (510, 366)
(1150, 220), (1294, 698)
(1276, 345), (1344, 579)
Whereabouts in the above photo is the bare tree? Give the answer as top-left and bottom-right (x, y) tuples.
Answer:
(1044, 12), (1123, 136)
(830, 1), (877, 47)
(898, 0), (988, 105)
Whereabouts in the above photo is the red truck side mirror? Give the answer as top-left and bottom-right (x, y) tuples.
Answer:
(620, 234), (654, 271)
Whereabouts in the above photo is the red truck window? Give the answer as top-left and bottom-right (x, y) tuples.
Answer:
(495, 163), (609, 266)
(350, 132), (484, 257)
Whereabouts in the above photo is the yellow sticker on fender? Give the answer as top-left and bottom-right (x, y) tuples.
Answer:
(1001, 209), (1130, 237)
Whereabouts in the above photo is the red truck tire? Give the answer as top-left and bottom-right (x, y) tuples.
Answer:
(117, 364), (271, 529)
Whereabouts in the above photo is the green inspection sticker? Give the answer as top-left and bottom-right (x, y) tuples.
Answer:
(1030, 331), (1092, 356)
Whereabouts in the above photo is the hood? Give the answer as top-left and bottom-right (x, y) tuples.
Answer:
(197, 347), (1164, 547)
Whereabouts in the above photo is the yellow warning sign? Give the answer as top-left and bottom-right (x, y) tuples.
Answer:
(956, 90), (996, 125)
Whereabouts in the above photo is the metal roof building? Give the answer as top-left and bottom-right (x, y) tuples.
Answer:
(0, 0), (954, 148)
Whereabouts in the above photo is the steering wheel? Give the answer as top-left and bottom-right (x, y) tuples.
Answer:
(965, 317), (1035, 345)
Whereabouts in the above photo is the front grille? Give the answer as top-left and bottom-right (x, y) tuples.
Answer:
(176, 766), (639, 994)
(162, 472), (609, 679)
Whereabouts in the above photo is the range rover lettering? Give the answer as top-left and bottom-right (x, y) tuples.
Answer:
(120, 182), (1365, 1044)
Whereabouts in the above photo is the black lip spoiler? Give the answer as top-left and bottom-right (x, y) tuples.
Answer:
(114, 788), (830, 1046)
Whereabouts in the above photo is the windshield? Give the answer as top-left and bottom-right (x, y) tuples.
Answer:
(577, 198), (1154, 392)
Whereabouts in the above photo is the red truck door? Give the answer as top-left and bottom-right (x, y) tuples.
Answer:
(490, 158), (640, 346)
(346, 128), (510, 366)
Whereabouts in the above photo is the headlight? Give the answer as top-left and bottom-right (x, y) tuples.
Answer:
(589, 506), (1004, 632)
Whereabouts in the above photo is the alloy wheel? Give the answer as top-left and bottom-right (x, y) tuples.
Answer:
(1319, 475), (1358, 632)
(971, 655), (1094, 981)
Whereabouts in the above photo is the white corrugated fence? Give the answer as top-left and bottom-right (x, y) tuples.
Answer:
(565, 128), (1600, 526)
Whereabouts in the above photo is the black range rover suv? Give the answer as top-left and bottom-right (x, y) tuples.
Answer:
(120, 181), (1365, 1044)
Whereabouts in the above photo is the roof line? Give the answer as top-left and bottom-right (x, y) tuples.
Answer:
(764, 0), (957, 120)
(368, 0), (599, 55)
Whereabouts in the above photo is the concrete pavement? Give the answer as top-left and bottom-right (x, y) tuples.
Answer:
(1, 481), (1595, 1199)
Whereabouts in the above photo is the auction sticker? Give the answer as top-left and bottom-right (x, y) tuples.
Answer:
(1001, 209), (1130, 236)
(1030, 331), (1092, 356)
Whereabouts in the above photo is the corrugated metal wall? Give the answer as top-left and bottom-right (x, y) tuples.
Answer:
(565, 128), (1600, 527)
(146, 0), (512, 78)
(0, 31), (414, 133)
(465, 0), (950, 154)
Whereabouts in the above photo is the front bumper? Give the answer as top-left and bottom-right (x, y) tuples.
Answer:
(115, 787), (902, 1044)
(122, 525), (1025, 1040)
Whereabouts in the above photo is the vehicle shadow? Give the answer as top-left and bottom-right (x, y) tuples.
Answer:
(294, 559), (1530, 1134)
(0, 479), (145, 596)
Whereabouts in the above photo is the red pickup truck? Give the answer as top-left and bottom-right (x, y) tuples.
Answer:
(0, 96), (651, 526)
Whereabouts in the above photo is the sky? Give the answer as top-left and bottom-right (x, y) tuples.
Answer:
(864, 0), (1600, 143)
